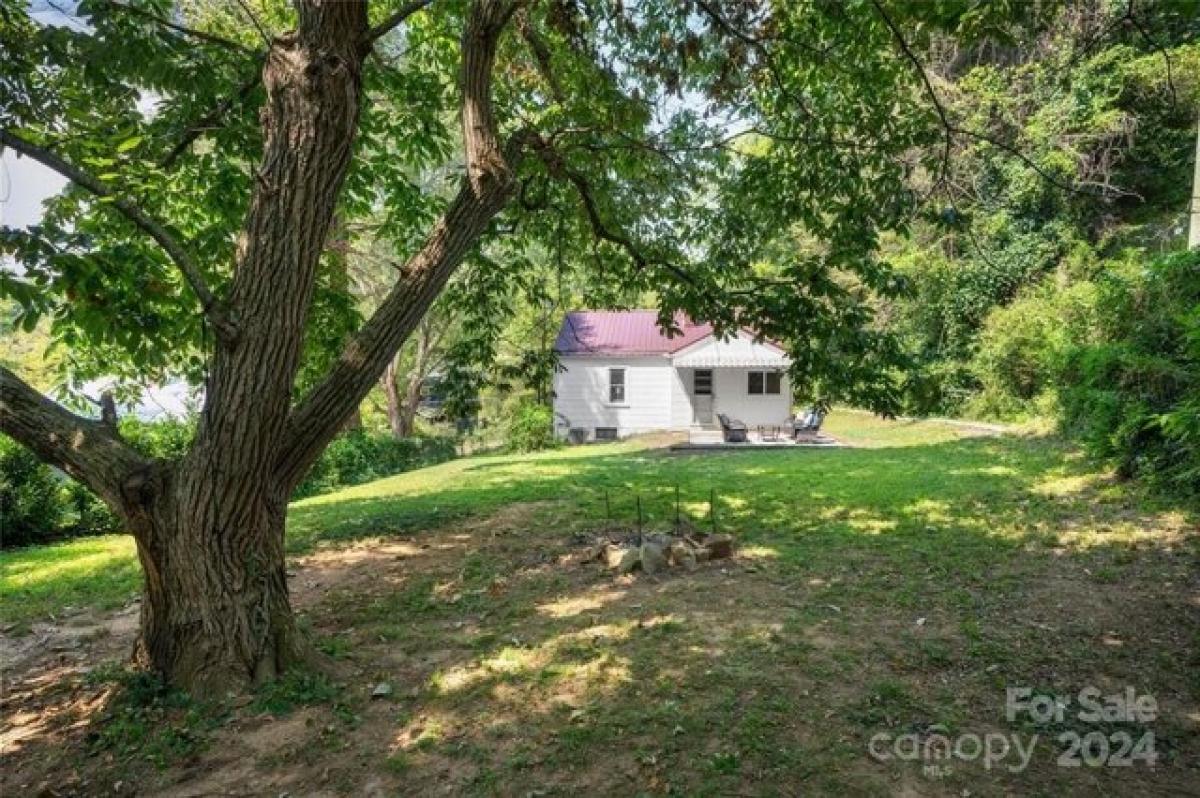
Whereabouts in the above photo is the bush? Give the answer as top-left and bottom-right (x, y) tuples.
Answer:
(505, 401), (557, 453)
(121, 417), (196, 459)
(966, 280), (1099, 421)
(2, 417), (455, 545)
(0, 436), (65, 547)
(293, 431), (457, 499)
(1057, 250), (1200, 495)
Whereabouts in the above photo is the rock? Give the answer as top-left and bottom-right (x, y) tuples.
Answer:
(603, 544), (640, 573)
(640, 539), (667, 575)
(668, 541), (697, 571)
(700, 534), (734, 560)
(603, 544), (628, 568)
(616, 547), (641, 574)
(644, 532), (674, 548)
(370, 682), (393, 699)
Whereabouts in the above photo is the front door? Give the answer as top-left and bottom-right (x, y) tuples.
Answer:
(692, 369), (714, 425)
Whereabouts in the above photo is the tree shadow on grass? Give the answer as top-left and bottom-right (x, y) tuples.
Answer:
(246, 433), (1198, 794)
(3, 432), (1197, 795)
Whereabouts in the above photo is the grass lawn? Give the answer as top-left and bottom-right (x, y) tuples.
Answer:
(2, 411), (1197, 795)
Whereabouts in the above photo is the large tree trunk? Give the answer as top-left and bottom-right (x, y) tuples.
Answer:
(129, 480), (297, 695)
(130, 1), (369, 696)
(1, 0), (521, 699)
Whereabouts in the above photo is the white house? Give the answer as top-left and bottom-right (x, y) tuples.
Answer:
(552, 310), (793, 440)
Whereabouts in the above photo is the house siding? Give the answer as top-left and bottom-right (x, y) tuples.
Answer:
(711, 368), (792, 427)
(554, 357), (793, 436)
(553, 355), (675, 437)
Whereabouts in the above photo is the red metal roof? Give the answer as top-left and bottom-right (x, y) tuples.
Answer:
(553, 310), (715, 355)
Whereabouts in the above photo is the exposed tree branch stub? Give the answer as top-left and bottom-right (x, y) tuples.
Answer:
(0, 129), (237, 341)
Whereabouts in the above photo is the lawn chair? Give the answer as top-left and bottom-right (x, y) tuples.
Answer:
(788, 407), (826, 440)
(716, 412), (749, 443)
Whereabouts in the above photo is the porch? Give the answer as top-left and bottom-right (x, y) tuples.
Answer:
(672, 333), (795, 431)
(671, 426), (846, 450)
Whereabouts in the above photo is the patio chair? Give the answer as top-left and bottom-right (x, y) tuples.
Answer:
(716, 412), (749, 443)
(788, 408), (826, 440)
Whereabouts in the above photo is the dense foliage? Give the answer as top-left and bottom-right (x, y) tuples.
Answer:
(1058, 250), (1200, 495)
(0, 0), (1078, 421)
(0, 0), (1196, 538)
(1, 418), (457, 546)
(0, 434), (64, 547)
(878, 3), (1199, 425)
(293, 430), (457, 499)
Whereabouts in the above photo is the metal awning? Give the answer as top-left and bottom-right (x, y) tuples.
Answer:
(671, 351), (791, 368)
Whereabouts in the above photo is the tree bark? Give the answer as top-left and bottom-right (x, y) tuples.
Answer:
(382, 315), (439, 439)
(382, 358), (406, 438)
(129, 479), (298, 695)
(276, 0), (525, 488)
(399, 368), (423, 437)
(121, 1), (367, 696)
(0, 0), (518, 698)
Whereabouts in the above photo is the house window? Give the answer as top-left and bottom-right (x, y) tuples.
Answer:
(595, 427), (618, 441)
(747, 370), (782, 395)
(693, 369), (712, 396)
(608, 368), (626, 403)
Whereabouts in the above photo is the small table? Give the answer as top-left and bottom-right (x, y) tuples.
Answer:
(757, 425), (781, 442)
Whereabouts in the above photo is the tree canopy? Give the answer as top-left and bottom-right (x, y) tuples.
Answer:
(2, 0), (1197, 692)
(2, 0), (1092, 415)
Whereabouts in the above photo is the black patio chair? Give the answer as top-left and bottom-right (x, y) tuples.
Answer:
(717, 412), (749, 443)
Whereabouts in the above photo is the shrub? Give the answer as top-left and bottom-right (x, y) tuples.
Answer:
(0, 436), (65, 547)
(121, 417), (196, 459)
(293, 431), (457, 499)
(1057, 250), (1200, 495)
(967, 280), (1099, 421)
(3, 417), (458, 545)
(505, 401), (557, 453)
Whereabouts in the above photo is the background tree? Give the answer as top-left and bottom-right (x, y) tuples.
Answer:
(872, 0), (1200, 417)
(0, 0), (1076, 694)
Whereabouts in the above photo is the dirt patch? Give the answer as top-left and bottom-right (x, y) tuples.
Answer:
(2, 500), (1198, 796)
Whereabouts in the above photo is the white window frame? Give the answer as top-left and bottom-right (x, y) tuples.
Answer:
(747, 370), (782, 395)
(608, 367), (627, 405)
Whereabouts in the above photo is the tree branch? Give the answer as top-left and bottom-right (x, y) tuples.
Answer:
(98, 0), (259, 56)
(868, 0), (953, 187)
(276, 0), (525, 487)
(529, 136), (699, 288)
(160, 70), (262, 169)
(362, 0), (434, 50)
(0, 366), (150, 511)
(0, 129), (236, 340)
(869, 0), (1108, 199)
